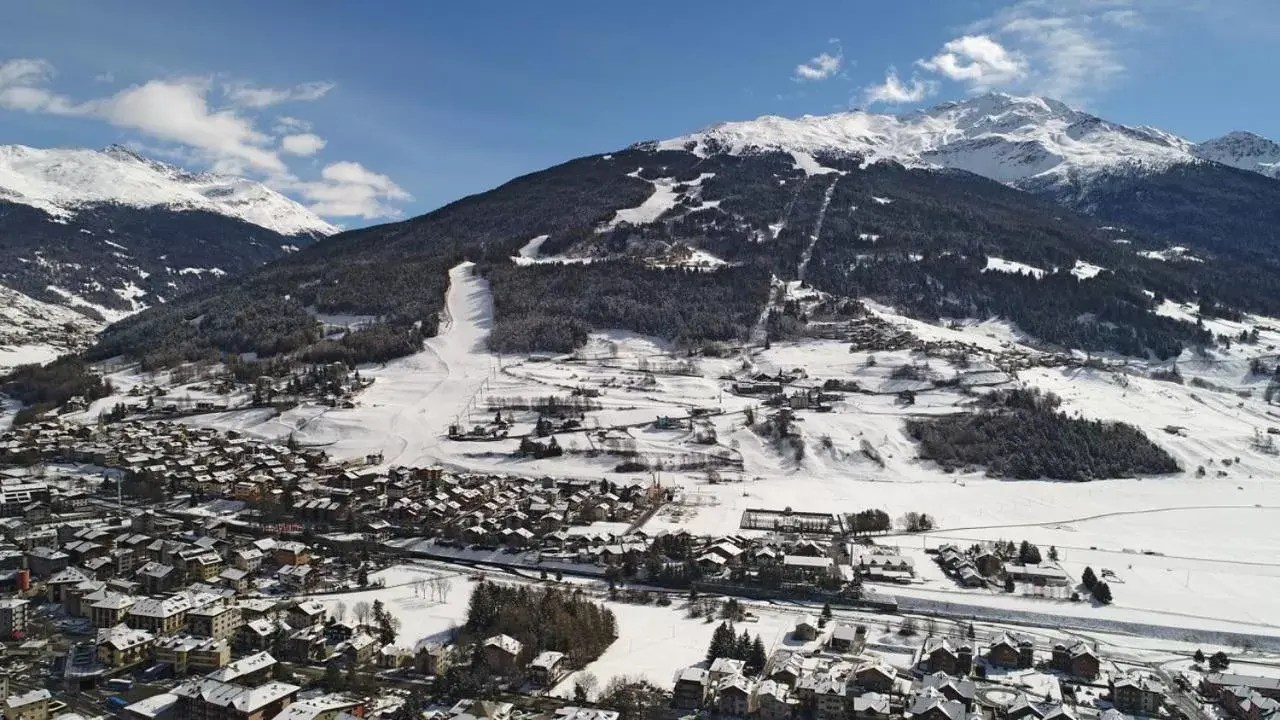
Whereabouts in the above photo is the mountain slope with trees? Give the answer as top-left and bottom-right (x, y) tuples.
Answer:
(66, 95), (1280, 370)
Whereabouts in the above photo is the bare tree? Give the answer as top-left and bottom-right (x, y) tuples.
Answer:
(354, 601), (371, 625)
(574, 672), (599, 703)
(432, 576), (453, 602)
(334, 602), (347, 622)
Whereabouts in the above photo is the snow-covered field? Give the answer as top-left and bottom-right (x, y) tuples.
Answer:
(306, 565), (473, 648)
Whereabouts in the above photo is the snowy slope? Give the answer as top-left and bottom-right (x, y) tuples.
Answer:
(659, 92), (1280, 188)
(0, 284), (99, 371)
(0, 144), (337, 236)
(1192, 131), (1280, 179)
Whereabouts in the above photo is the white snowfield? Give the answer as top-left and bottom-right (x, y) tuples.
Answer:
(0, 144), (336, 236)
(657, 92), (1280, 188)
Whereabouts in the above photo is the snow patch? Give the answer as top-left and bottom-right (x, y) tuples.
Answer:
(983, 257), (1047, 279)
(1071, 260), (1105, 279)
(176, 267), (228, 277)
(1139, 246), (1203, 263)
(515, 234), (549, 261)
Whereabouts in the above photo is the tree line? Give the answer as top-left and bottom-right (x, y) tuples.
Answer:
(906, 388), (1179, 480)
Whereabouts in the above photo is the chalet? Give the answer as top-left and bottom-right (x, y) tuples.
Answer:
(920, 637), (961, 675)
(717, 675), (757, 717)
(529, 651), (567, 687)
(233, 547), (265, 572)
(1111, 674), (1165, 716)
(274, 541), (312, 566)
(324, 620), (359, 646)
(238, 618), (289, 653)
(758, 680), (795, 720)
(987, 632), (1033, 669)
(338, 632), (379, 666)
(152, 635), (231, 674)
(89, 593), (136, 628)
(673, 667), (709, 709)
(128, 595), (193, 636)
(906, 694), (966, 720)
(793, 616), (820, 642)
(1006, 696), (1077, 720)
(781, 554), (835, 582)
(186, 603), (242, 640)
(25, 547), (69, 578)
(96, 623), (156, 668)
(917, 672), (976, 709)
(136, 562), (179, 594)
(277, 564), (315, 590)
(416, 643), (454, 676)
(852, 694), (892, 720)
(854, 662), (898, 694)
(1004, 563), (1070, 587)
(709, 658), (747, 686)
(219, 567), (251, 592)
(1220, 686), (1280, 720)
(828, 623), (860, 653)
(482, 634), (523, 674)
(172, 677), (299, 720)
(1052, 641), (1100, 679)
(287, 626), (328, 664)
(814, 677), (848, 720)
(287, 601), (327, 629)
(4, 689), (51, 720)
(1201, 674), (1280, 701)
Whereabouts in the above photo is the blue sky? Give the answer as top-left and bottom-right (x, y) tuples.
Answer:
(1, 0), (1277, 226)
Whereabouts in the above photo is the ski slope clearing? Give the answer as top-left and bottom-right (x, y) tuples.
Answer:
(178, 261), (498, 468)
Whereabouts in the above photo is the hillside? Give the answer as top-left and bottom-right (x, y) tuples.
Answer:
(0, 145), (335, 368)
(69, 92), (1280, 371)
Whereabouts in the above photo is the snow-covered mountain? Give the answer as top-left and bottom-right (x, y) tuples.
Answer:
(1192, 131), (1280, 179)
(0, 144), (337, 236)
(658, 92), (1279, 188)
(0, 144), (339, 369)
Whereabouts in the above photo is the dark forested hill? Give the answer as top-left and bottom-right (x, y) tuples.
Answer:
(83, 138), (1280, 369)
(0, 200), (318, 320)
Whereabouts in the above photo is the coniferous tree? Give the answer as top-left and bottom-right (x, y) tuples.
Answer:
(1091, 581), (1113, 604)
(1082, 566), (1098, 590)
(748, 635), (767, 673)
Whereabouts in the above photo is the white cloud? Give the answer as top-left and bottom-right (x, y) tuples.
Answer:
(917, 35), (1029, 92)
(862, 68), (936, 105)
(962, 0), (1139, 102)
(225, 80), (334, 108)
(275, 115), (313, 133)
(0, 58), (52, 88)
(0, 58), (82, 114)
(276, 161), (412, 220)
(280, 132), (326, 156)
(0, 58), (409, 220)
(885, 1), (1150, 104)
(94, 78), (286, 173)
(794, 51), (842, 81)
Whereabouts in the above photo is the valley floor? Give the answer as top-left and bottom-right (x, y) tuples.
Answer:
(33, 262), (1280, 640)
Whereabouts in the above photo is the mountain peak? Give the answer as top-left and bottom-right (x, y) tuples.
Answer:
(0, 143), (337, 236)
(659, 92), (1196, 187)
(1192, 130), (1280, 179)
